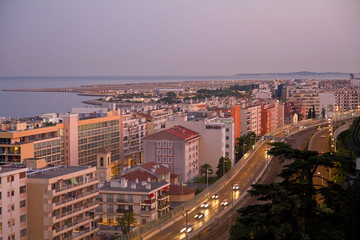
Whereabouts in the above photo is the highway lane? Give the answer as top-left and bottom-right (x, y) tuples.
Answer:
(145, 120), (324, 240)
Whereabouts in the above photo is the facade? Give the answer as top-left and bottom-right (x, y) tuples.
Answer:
(142, 126), (200, 183)
(261, 102), (281, 136)
(26, 161), (99, 240)
(0, 122), (64, 166)
(334, 89), (360, 112)
(121, 113), (147, 170)
(284, 102), (306, 124)
(0, 166), (28, 240)
(166, 114), (235, 170)
(240, 104), (262, 136)
(98, 178), (170, 227)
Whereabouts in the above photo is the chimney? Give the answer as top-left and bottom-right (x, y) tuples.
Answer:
(131, 183), (136, 189)
(119, 178), (128, 188)
(147, 177), (151, 182)
(146, 183), (151, 190)
(135, 178), (139, 183)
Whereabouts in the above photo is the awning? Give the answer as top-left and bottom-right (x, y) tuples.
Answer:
(148, 193), (154, 198)
(70, 178), (78, 184)
(163, 186), (169, 191)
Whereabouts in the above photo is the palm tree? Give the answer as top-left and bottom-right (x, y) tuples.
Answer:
(200, 163), (213, 178)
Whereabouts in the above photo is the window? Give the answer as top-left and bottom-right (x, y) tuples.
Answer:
(20, 229), (27, 237)
(20, 200), (26, 208)
(169, 165), (172, 170)
(11, 205), (15, 211)
(20, 214), (26, 222)
(168, 142), (173, 148)
(168, 157), (173, 163)
(162, 157), (167, 163)
(128, 195), (133, 203)
(107, 194), (114, 202)
(19, 172), (26, 179)
(156, 149), (161, 155)
(20, 186), (26, 194)
(226, 144), (229, 148)
(107, 204), (114, 213)
(156, 142), (161, 148)
(162, 149), (167, 156)
(156, 157), (161, 163)
(162, 141), (167, 148)
(226, 128), (229, 132)
(168, 149), (173, 156)
(226, 136), (229, 140)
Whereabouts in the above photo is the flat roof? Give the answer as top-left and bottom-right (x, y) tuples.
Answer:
(27, 165), (94, 179)
(0, 166), (28, 175)
(101, 181), (169, 193)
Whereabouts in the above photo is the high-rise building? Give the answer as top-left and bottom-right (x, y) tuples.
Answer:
(26, 159), (99, 240)
(0, 166), (28, 240)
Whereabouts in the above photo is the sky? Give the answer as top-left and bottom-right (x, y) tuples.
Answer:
(0, 0), (359, 76)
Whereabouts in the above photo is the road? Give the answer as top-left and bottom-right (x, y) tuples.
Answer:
(145, 120), (324, 240)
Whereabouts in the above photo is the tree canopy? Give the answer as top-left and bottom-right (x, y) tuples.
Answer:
(216, 156), (231, 178)
(230, 142), (359, 240)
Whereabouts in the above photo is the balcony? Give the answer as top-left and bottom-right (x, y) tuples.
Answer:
(44, 178), (99, 198)
(117, 199), (133, 204)
(157, 202), (170, 211)
(116, 209), (134, 214)
(141, 198), (156, 205)
(52, 189), (98, 208)
(140, 209), (156, 216)
(50, 202), (98, 224)
(157, 192), (169, 200)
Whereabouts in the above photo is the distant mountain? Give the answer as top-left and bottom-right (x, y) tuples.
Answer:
(233, 71), (352, 79)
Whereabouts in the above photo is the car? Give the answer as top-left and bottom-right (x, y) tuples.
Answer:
(211, 193), (219, 199)
(201, 201), (210, 208)
(233, 184), (240, 191)
(180, 223), (194, 233)
(321, 135), (325, 138)
(220, 199), (229, 206)
(194, 211), (204, 219)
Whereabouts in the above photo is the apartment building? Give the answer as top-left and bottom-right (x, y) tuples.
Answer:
(0, 166), (28, 240)
(334, 89), (360, 112)
(0, 121), (64, 166)
(240, 104), (262, 136)
(121, 113), (147, 170)
(166, 114), (235, 170)
(98, 178), (170, 227)
(142, 126), (200, 183)
(26, 159), (99, 240)
(261, 102), (283, 136)
(284, 102), (306, 124)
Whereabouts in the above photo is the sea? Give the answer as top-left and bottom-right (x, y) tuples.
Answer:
(0, 73), (350, 118)
(0, 76), (238, 118)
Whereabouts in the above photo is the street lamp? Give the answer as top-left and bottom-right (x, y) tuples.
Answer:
(206, 169), (211, 188)
(242, 143), (247, 157)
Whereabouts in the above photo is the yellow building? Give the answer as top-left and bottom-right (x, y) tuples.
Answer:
(26, 159), (99, 240)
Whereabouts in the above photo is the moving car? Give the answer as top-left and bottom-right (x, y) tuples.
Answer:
(211, 193), (219, 199)
(201, 201), (210, 208)
(180, 223), (194, 233)
(194, 211), (204, 219)
(233, 184), (240, 191)
(220, 199), (229, 206)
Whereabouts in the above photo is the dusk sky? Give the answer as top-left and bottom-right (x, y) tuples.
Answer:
(0, 0), (359, 76)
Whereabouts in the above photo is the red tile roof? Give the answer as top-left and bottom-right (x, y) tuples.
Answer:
(140, 162), (170, 175)
(169, 184), (194, 195)
(142, 125), (200, 142)
(121, 169), (157, 182)
(136, 112), (152, 119)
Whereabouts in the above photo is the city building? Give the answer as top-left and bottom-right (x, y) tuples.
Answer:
(240, 103), (262, 136)
(26, 159), (99, 240)
(98, 178), (170, 227)
(142, 126), (200, 183)
(0, 166), (28, 240)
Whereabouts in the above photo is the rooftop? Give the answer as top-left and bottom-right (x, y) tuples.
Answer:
(0, 166), (28, 175)
(140, 162), (170, 176)
(101, 181), (169, 193)
(142, 125), (200, 142)
(26, 165), (94, 179)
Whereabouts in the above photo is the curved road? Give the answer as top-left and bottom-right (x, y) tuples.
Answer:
(145, 120), (324, 240)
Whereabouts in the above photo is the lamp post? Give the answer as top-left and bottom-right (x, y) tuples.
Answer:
(243, 143), (247, 157)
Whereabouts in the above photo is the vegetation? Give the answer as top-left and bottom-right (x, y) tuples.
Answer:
(216, 156), (231, 178)
(115, 212), (136, 235)
(235, 132), (257, 162)
(229, 142), (359, 240)
(200, 163), (213, 178)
